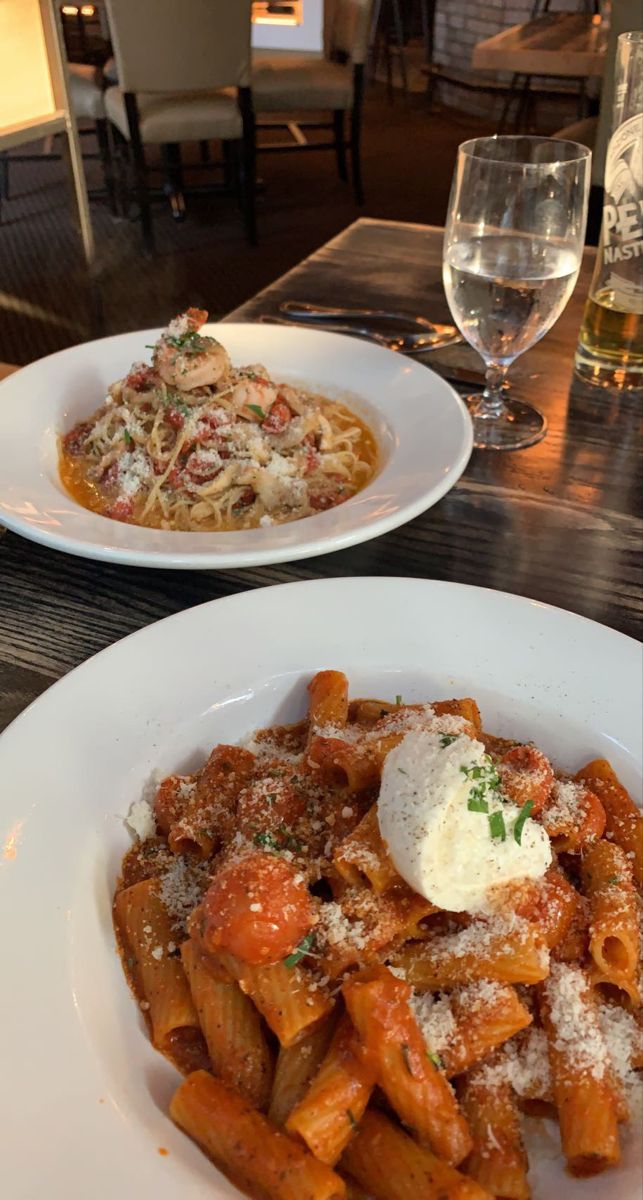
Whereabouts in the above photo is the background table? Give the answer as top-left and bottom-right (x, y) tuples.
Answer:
(472, 13), (607, 77)
(1, 218), (641, 733)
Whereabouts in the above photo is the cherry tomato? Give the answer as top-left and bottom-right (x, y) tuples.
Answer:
(201, 851), (316, 965)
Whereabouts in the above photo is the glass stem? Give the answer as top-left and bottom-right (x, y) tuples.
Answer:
(478, 362), (509, 420)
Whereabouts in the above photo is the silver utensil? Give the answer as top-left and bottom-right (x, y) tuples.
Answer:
(280, 300), (460, 344)
(258, 314), (457, 354)
(255, 315), (485, 387)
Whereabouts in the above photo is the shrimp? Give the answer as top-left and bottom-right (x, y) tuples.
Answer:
(153, 308), (232, 392)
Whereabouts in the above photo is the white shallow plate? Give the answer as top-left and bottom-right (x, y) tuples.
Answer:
(0, 323), (472, 569)
(1, 578), (641, 1200)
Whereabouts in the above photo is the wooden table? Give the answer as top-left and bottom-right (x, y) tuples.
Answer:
(1, 218), (641, 733)
(472, 13), (607, 78)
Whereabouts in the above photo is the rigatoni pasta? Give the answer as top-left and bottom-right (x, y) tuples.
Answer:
(113, 670), (642, 1200)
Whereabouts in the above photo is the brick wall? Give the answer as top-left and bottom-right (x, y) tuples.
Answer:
(433, 0), (592, 125)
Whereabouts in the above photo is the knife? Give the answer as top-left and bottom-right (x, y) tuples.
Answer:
(279, 300), (458, 340)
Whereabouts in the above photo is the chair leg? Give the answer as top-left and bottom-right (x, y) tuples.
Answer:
(391, 0), (408, 97)
(109, 125), (130, 218)
(516, 74), (532, 132)
(238, 87), (257, 245)
(94, 118), (117, 214)
(368, 0), (383, 83)
(199, 139), (211, 164)
(222, 139), (237, 192)
(0, 151), (10, 202)
(350, 66), (365, 206)
(161, 142), (186, 221)
(124, 91), (154, 254)
(333, 110), (348, 182)
(498, 72), (520, 133)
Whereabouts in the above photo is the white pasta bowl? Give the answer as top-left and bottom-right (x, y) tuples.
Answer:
(0, 579), (641, 1199)
(0, 323), (472, 569)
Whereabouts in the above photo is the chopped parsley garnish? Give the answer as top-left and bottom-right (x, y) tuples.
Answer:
(346, 1108), (358, 1129)
(488, 811), (506, 841)
(284, 933), (314, 968)
(401, 1043), (414, 1075)
(253, 830), (279, 851)
(439, 734), (457, 747)
(397, 767), (409, 776)
(606, 874), (620, 885)
(123, 429), (133, 446)
(427, 1051), (443, 1070)
(395, 694), (403, 706)
(266, 792), (277, 804)
(163, 329), (211, 353)
(461, 756), (503, 827)
(513, 799), (534, 845)
(247, 404), (266, 420)
(162, 391), (190, 416)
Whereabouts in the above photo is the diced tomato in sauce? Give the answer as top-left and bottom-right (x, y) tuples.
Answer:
(125, 365), (156, 392)
(201, 851), (316, 965)
(184, 453), (221, 484)
(101, 461), (120, 490)
(104, 496), (134, 522)
(232, 487), (255, 511)
(63, 421), (93, 457)
(236, 778), (305, 834)
(166, 408), (185, 431)
(186, 306), (208, 330)
(309, 491), (342, 511)
(499, 745), (554, 815)
(262, 398), (292, 435)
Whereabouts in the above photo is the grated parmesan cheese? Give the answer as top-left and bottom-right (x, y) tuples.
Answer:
(543, 962), (609, 1080)
(125, 798), (156, 842)
(410, 991), (458, 1055)
(158, 856), (211, 933)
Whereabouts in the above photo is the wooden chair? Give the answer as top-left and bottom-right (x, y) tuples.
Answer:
(252, 0), (373, 205)
(103, 0), (255, 253)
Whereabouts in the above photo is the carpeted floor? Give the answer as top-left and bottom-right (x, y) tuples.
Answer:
(0, 86), (499, 365)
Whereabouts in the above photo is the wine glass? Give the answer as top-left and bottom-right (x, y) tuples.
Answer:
(443, 136), (591, 450)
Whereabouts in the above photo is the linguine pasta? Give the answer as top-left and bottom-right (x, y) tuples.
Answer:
(59, 309), (378, 532)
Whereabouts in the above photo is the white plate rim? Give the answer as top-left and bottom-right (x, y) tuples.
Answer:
(0, 324), (473, 569)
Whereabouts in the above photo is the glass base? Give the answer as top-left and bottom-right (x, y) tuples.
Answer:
(464, 394), (547, 451)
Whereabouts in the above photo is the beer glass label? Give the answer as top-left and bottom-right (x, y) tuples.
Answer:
(602, 113), (643, 276)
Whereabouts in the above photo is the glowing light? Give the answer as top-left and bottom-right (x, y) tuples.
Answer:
(80, 5), (96, 14)
(61, 6), (79, 14)
(2, 820), (24, 863)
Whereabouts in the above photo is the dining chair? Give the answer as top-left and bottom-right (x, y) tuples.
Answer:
(252, 0), (373, 205)
(103, 0), (255, 253)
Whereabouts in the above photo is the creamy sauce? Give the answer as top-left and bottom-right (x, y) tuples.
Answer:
(377, 731), (551, 913)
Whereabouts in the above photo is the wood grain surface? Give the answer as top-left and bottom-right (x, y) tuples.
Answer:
(471, 13), (608, 77)
(1, 218), (641, 732)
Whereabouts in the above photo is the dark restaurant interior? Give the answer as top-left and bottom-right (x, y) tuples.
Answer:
(3, 0), (636, 363)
